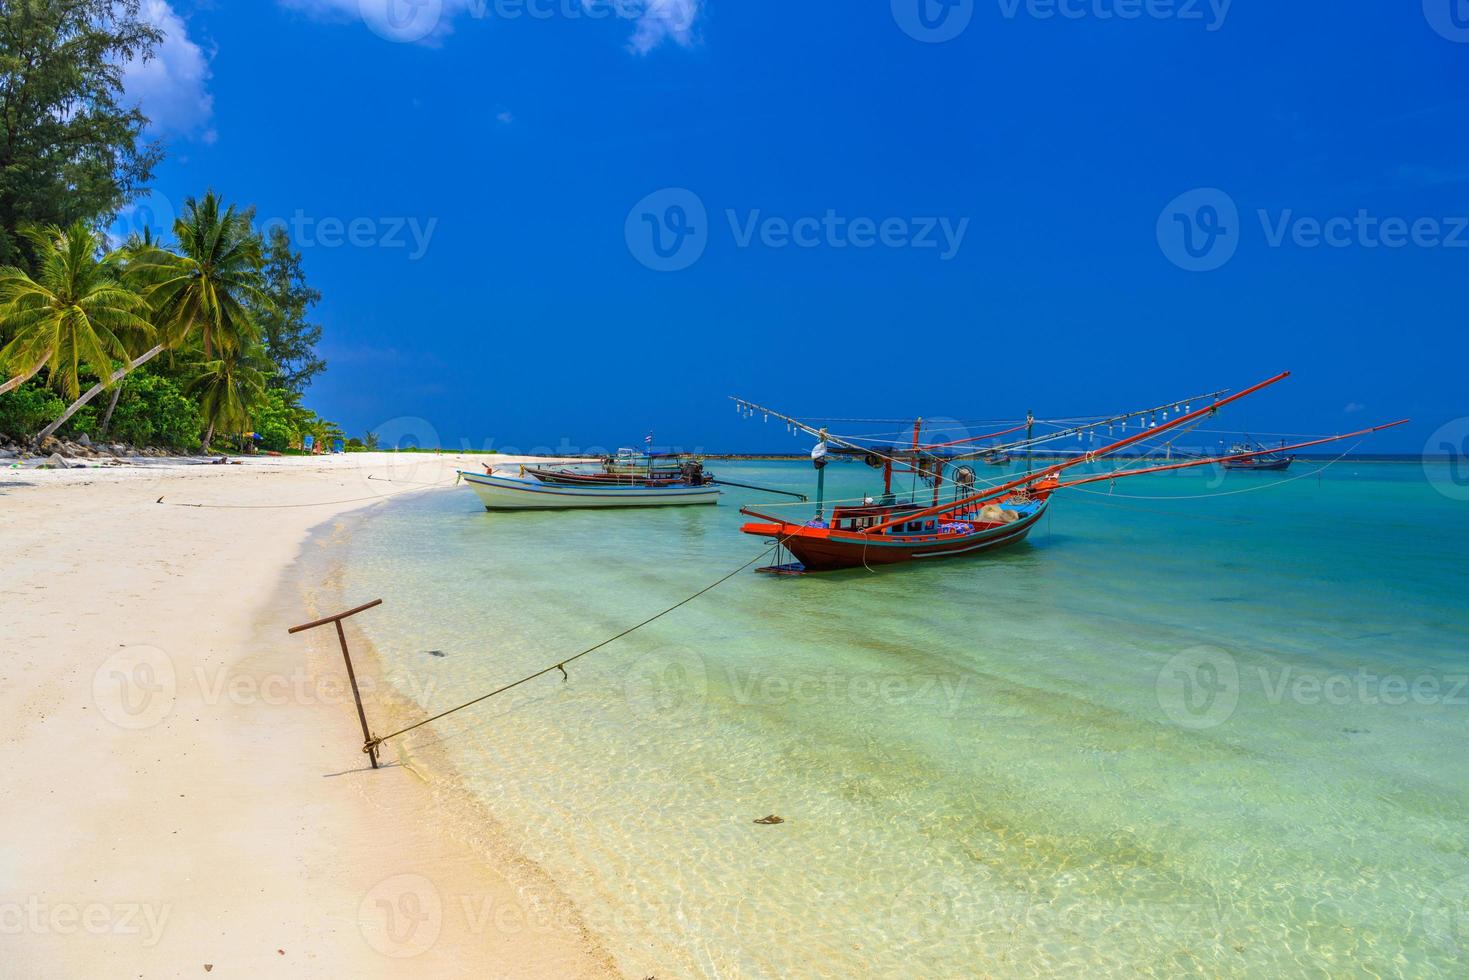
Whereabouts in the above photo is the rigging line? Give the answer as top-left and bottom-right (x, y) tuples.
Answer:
(1065, 443), (1361, 501)
(368, 536), (791, 752)
(1089, 416), (1209, 484)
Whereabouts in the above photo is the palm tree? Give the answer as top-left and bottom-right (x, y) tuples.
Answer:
(187, 351), (266, 452)
(36, 192), (267, 445)
(132, 191), (265, 358)
(0, 222), (153, 400)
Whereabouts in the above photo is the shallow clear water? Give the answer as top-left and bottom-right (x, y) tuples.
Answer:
(336, 460), (1469, 978)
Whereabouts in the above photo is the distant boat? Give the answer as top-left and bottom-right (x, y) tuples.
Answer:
(1221, 440), (1295, 472)
(983, 451), (1013, 466)
(459, 470), (720, 510)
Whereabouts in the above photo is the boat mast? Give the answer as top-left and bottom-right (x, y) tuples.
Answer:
(814, 427), (828, 520)
(859, 371), (1292, 535)
(1025, 410), (1033, 477)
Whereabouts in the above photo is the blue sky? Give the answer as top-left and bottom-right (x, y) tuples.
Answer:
(120, 1), (1466, 454)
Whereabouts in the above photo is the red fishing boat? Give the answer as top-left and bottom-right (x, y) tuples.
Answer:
(733, 372), (1406, 574)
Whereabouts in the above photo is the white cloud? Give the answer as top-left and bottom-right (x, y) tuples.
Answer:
(622, 0), (700, 54)
(280, 0), (702, 52)
(122, 1), (214, 137)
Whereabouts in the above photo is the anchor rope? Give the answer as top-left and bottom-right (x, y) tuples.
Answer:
(365, 535), (793, 754)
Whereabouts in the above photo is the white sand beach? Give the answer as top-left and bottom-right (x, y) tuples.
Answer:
(0, 453), (619, 979)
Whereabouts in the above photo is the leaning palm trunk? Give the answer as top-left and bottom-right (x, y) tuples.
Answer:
(0, 352), (52, 397)
(99, 384), (123, 437)
(202, 422), (215, 453)
(33, 344), (165, 445)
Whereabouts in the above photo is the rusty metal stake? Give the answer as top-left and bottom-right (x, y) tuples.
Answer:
(288, 598), (384, 769)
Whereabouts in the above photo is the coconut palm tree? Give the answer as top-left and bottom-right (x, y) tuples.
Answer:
(0, 222), (153, 400)
(187, 351), (266, 452)
(132, 191), (265, 358)
(36, 192), (267, 445)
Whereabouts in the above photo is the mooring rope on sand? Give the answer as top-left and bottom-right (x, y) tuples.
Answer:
(363, 538), (788, 757)
(154, 472), (460, 509)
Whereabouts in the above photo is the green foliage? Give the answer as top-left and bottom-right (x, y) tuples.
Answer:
(0, 0), (163, 268)
(130, 192), (265, 358)
(252, 387), (318, 453)
(59, 402), (99, 439)
(256, 227), (325, 394)
(0, 221), (154, 397)
(187, 352), (267, 448)
(0, 383), (63, 437)
(106, 370), (202, 450)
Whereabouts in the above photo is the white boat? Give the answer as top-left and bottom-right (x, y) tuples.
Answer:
(459, 470), (721, 510)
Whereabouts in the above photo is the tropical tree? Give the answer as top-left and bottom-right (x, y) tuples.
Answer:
(132, 192), (265, 358)
(36, 192), (267, 444)
(186, 351), (265, 452)
(255, 227), (325, 393)
(0, 221), (153, 399)
(0, 0), (163, 267)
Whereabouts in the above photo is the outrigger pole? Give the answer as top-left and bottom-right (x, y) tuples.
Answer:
(709, 478), (808, 501)
(1053, 418), (1411, 488)
(857, 370), (1293, 536)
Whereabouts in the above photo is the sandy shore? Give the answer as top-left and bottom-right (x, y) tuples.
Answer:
(0, 453), (621, 978)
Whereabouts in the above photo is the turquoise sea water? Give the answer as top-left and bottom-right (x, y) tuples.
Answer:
(333, 461), (1469, 978)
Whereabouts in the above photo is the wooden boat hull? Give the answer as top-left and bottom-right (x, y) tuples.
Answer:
(522, 466), (702, 488)
(460, 471), (720, 510)
(1222, 457), (1293, 472)
(742, 499), (1048, 572)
